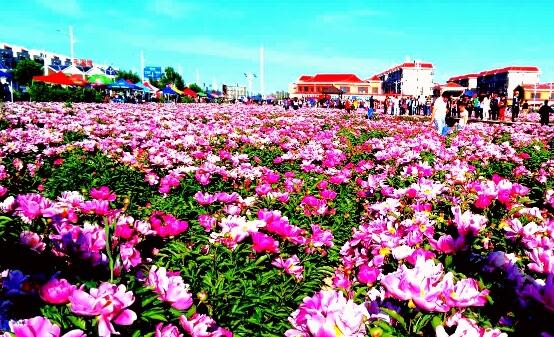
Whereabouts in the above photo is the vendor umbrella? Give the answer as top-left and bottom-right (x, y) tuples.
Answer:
(88, 74), (113, 85)
(183, 88), (198, 98)
(33, 72), (81, 86)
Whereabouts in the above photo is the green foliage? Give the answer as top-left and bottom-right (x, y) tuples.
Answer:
(29, 83), (103, 102)
(419, 150), (436, 165)
(43, 149), (154, 209)
(188, 83), (202, 93)
(63, 130), (88, 144)
(180, 95), (195, 103)
(518, 141), (553, 171)
(116, 69), (141, 83)
(158, 67), (185, 90)
(13, 59), (43, 86)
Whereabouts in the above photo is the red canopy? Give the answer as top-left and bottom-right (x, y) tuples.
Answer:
(32, 72), (86, 86)
(183, 88), (198, 98)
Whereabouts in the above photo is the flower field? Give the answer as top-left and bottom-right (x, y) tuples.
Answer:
(0, 102), (553, 337)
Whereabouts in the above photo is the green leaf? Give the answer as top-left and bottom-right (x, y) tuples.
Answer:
(380, 307), (407, 330)
(66, 315), (87, 330)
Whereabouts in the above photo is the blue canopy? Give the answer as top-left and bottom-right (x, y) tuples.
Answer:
(134, 82), (151, 92)
(162, 87), (179, 95)
(0, 70), (12, 78)
(463, 89), (475, 97)
(250, 94), (262, 101)
(108, 79), (141, 90)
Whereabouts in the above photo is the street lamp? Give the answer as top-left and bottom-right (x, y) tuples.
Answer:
(56, 26), (76, 63)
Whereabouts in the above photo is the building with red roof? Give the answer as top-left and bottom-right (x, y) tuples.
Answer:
(372, 60), (435, 97)
(448, 65), (540, 96)
(289, 73), (381, 99)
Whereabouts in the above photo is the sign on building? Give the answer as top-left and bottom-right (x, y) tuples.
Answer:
(144, 66), (163, 81)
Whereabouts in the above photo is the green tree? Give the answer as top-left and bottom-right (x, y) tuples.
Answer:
(13, 59), (43, 86)
(116, 70), (141, 83)
(188, 83), (202, 93)
(158, 67), (185, 90)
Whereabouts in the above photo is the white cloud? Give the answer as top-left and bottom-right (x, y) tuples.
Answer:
(35, 0), (82, 16)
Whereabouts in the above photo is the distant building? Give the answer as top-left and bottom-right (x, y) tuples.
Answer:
(448, 66), (540, 96)
(374, 61), (434, 97)
(223, 84), (247, 99)
(521, 82), (554, 104)
(289, 73), (381, 99)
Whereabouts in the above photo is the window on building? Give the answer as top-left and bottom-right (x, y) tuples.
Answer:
(551, 93), (554, 100)
(372, 87), (379, 94)
(531, 93), (541, 99)
(358, 87), (368, 94)
(340, 86), (349, 93)
(303, 86), (309, 92)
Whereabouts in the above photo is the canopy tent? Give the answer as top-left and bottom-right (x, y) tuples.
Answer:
(133, 82), (151, 93)
(108, 78), (141, 90)
(87, 74), (113, 85)
(169, 84), (184, 95)
(143, 81), (159, 92)
(162, 87), (179, 95)
(197, 92), (207, 97)
(32, 72), (85, 86)
(69, 75), (89, 86)
(463, 89), (476, 97)
(62, 64), (86, 79)
(250, 94), (262, 101)
(86, 66), (106, 76)
(183, 88), (197, 98)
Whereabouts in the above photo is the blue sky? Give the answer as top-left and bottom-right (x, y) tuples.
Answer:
(2, 0), (554, 93)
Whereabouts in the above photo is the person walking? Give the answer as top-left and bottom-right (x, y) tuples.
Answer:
(489, 93), (499, 120)
(431, 93), (448, 135)
(482, 95), (490, 120)
(511, 91), (520, 122)
(539, 100), (553, 126)
(498, 95), (507, 121)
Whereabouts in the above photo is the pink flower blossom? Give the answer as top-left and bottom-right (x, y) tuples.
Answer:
(69, 282), (137, 337)
(150, 211), (189, 237)
(90, 186), (116, 202)
(19, 231), (45, 252)
(40, 278), (76, 305)
(146, 266), (193, 310)
(9, 316), (85, 337)
(272, 255), (304, 281)
(155, 323), (183, 337)
(250, 232), (280, 253)
(179, 314), (232, 337)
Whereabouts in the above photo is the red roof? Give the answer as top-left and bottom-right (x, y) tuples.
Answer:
(443, 82), (464, 88)
(448, 73), (480, 81)
(449, 66), (540, 81)
(372, 61), (434, 79)
(522, 83), (554, 90)
(297, 73), (364, 83)
(366, 75), (381, 81)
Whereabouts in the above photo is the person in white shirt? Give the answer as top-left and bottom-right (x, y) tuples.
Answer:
(431, 93), (449, 134)
(481, 95), (490, 120)
(458, 100), (468, 129)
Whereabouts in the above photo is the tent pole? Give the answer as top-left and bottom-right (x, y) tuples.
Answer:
(10, 80), (13, 102)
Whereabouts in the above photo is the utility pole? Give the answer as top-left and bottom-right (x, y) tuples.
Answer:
(69, 25), (75, 63)
(140, 50), (145, 82)
(259, 46), (265, 98)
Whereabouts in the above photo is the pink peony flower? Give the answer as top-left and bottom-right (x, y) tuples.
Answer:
(250, 232), (280, 254)
(69, 282), (136, 337)
(150, 211), (189, 238)
(155, 323), (183, 337)
(146, 266), (193, 311)
(9, 316), (85, 337)
(357, 264), (380, 285)
(179, 314), (232, 337)
(272, 255), (304, 281)
(90, 186), (116, 202)
(40, 278), (76, 305)
(19, 231), (45, 252)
